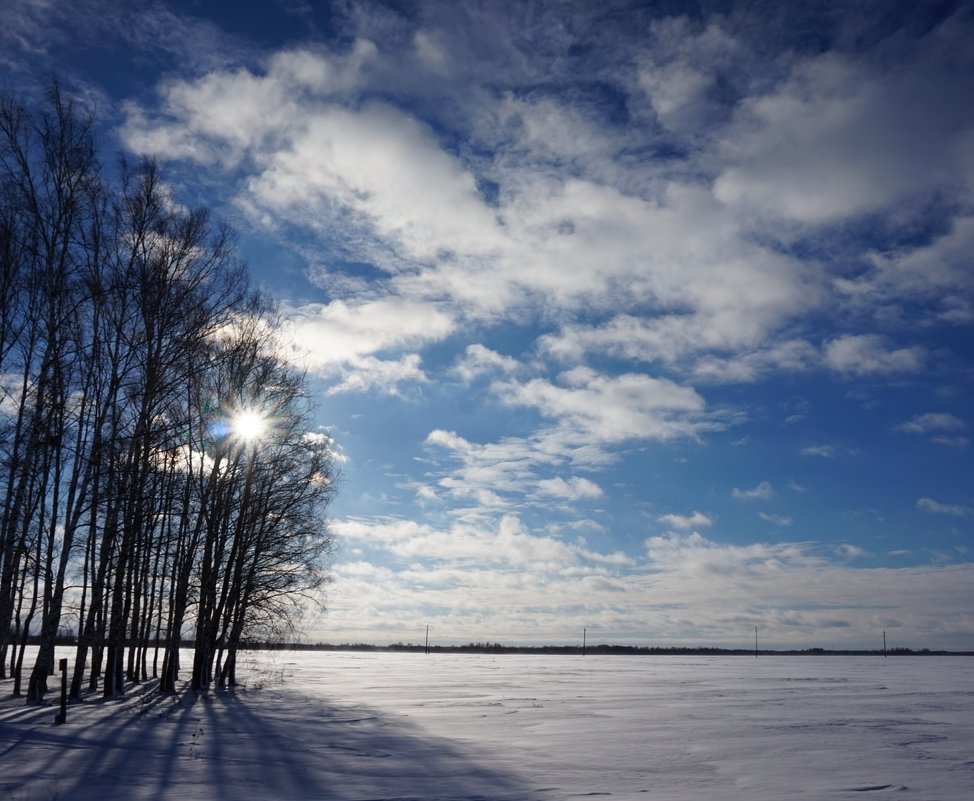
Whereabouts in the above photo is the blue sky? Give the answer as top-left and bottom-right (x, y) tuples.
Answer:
(4, 0), (972, 649)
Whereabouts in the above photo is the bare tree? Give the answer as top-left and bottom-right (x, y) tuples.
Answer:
(1, 83), (337, 704)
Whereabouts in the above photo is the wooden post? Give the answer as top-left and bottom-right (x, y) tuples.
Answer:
(755, 626), (758, 658)
(425, 625), (429, 656)
(54, 658), (68, 725)
(583, 628), (586, 657)
(883, 630), (887, 658)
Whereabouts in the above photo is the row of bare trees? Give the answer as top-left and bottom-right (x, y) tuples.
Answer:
(0, 85), (336, 703)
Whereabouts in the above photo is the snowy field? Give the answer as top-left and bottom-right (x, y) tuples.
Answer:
(2, 649), (973, 800)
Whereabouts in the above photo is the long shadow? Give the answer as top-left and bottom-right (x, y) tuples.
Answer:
(0, 681), (198, 801)
(1, 683), (531, 801)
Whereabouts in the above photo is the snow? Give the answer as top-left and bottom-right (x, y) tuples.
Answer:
(2, 649), (973, 800)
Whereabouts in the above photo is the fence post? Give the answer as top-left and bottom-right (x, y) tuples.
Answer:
(54, 658), (68, 725)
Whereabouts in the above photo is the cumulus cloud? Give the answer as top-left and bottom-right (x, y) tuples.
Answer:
(713, 21), (974, 225)
(823, 334), (925, 376)
(282, 298), (453, 392)
(759, 512), (793, 527)
(537, 476), (603, 500)
(426, 429), (474, 452)
(453, 344), (520, 382)
(658, 511), (713, 530)
(494, 367), (718, 444)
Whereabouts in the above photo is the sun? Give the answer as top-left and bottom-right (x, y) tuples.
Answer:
(231, 409), (268, 442)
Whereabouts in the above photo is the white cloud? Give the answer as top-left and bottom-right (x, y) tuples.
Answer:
(638, 17), (742, 135)
(690, 340), (819, 383)
(499, 95), (611, 163)
(713, 32), (974, 225)
(248, 101), (504, 262)
(426, 429), (474, 452)
(894, 413), (968, 449)
(759, 512), (793, 527)
(422, 364), (723, 515)
(836, 544), (866, 559)
(916, 498), (973, 518)
(823, 334), (925, 376)
(494, 367), (718, 444)
(453, 344), (520, 382)
(414, 29), (450, 73)
(335, 514), (627, 571)
(645, 531), (818, 576)
(931, 436), (970, 449)
(799, 444), (857, 459)
(537, 476), (603, 500)
(836, 215), (974, 320)
(424, 428), (568, 514)
(801, 444), (837, 459)
(283, 298), (453, 393)
(895, 412), (966, 435)
(658, 511), (713, 530)
(125, 48), (821, 362)
(732, 481), (773, 501)
(287, 298), (454, 365)
(325, 516), (974, 648)
(325, 354), (428, 396)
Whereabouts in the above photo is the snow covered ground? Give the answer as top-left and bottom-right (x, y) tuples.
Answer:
(2, 649), (972, 800)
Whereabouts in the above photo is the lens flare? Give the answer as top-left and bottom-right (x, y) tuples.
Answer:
(232, 409), (268, 442)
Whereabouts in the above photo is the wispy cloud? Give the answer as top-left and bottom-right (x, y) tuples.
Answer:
(801, 444), (837, 459)
(916, 498), (973, 518)
(800, 443), (858, 459)
(732, 481), (774, 501)
(896, 412), (966, 435)
(835, 544), (866, 559)
(895, 413), (969, 449)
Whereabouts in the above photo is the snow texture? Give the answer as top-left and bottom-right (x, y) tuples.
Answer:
(2, 650), (972, 800)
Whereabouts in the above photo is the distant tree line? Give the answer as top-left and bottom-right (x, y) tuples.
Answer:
(252, 642), (968, 656)
(0, 85), (337, 704)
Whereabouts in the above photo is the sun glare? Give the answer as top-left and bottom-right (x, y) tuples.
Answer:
(232, 409), (268, 442)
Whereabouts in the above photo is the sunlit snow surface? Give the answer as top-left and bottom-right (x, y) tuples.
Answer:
(2, 650), (973, 800)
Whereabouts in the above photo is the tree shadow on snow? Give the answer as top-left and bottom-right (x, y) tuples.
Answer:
(0, 682), (529, 801)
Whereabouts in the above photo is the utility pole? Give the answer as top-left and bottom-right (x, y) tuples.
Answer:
(425, 625), (430, 656)
(583, 627), (587, 657)
(755, 625), (758, 658)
